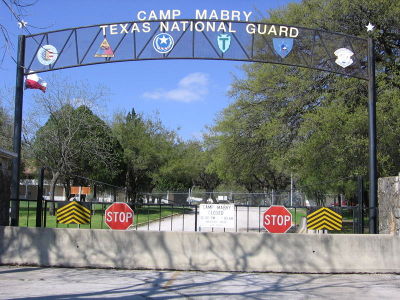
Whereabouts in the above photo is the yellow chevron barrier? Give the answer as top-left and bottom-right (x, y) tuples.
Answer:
(307, 207), (342, 231)
(56, 201), (91, 225)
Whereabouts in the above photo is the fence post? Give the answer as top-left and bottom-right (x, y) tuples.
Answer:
(194, 205), (198, 232)
(43, 200), (47, 228)
(159, 204), (162, 231)
(36, 167), (45, 227)
(357, 176), (364, 234)
(235, 205), (238, 232)
(271, 189), (274, 205)
(93, 184), (97, 200)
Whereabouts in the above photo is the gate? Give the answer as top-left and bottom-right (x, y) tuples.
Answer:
(9, 18), (378, 232)
(14, 169), (369, 234)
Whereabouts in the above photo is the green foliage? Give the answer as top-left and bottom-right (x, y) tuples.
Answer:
(207, 101), (288, 192)
(113, 109), (221, 197)
(154, 141), (203, 192)
(289, 101), (368, 196)
(33, 104), (122, 186)
(0, 103), (12, 150)
(376, 78), (400, 176)
(73, 106), (124, 184)
(208, 0), (400, 197)
(112, 109), (179, 199)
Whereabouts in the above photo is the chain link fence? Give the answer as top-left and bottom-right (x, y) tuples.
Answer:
(17, 178), (348, 208)
(136, 190), (343, 208)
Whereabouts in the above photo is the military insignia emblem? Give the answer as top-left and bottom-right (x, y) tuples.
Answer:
(37, 45), (58, 65)
(153, 33), (174, 54)
(217, 34), (231, 53)
(273, 38), (294, 58)
(334, 48), (354, 68)
(95, 38), (114, 58)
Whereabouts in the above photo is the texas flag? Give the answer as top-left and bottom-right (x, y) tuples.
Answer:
(25, 73), (47, 92)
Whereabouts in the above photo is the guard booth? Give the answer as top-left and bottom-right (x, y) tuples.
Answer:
(0, 148), (17, 226)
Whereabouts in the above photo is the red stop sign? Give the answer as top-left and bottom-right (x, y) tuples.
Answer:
(105, 202), (134, 230)
(263, 206), (292, 233)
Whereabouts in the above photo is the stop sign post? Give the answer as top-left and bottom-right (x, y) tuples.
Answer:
(263, 206), (292, 233)
(105, 202), (134, 230)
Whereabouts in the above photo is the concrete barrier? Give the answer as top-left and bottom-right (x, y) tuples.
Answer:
(1, 226), (399, 273)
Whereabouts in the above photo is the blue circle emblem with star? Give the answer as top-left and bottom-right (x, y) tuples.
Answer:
(153, 33), (174, 54)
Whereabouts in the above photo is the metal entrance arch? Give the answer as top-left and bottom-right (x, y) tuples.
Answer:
(11, 19), (377, 232)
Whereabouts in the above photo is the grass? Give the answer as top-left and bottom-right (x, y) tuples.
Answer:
(16, 200), (367, 233)
(288, 208), (307, 225)
(17, 200), (193, 230)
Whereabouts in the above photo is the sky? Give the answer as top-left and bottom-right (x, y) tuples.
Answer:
(1, 0), (300, 141)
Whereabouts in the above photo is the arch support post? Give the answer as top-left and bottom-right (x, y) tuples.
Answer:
(368, 37), (377, 234)
(10, 35), (26, 226)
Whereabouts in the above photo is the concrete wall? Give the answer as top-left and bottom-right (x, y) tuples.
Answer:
(378, 175), (400, 235)
(1, 226), (400, 273)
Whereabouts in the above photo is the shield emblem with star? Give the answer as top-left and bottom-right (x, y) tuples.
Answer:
(273, 38), (294, 58)
(217, 34), (231, 53)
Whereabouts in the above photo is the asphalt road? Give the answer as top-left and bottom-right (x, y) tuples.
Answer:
(136, 207), (273, 232)
(1, 266), (399, 299)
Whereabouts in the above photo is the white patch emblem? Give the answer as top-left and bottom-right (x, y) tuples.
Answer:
(153, 33), (174, 54)
(37, 45), (58, 65)
(334, 48), (354, 68)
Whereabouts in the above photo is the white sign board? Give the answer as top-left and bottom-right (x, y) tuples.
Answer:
(199, 204), (235, 228)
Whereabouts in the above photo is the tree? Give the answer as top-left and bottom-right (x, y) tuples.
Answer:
(207, 97), (290, 192)
(289, 98), (369, 197)
(267, 0), (400, 192)
(31, 78), (122, 208)
(0, 94), (13, 226)
(210, 0), (400, 199)
(112, 109), (178, 201)
(153, 141), (201, 192)
(191, 145), (221, 200)
(0, 100), (12, 150)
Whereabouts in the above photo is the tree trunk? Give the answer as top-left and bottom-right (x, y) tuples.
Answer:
(64, 179), (71, 200)
(49, 171), (60, 216)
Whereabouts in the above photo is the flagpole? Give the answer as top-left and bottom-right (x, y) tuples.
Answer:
(10, 35), (26, 226)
